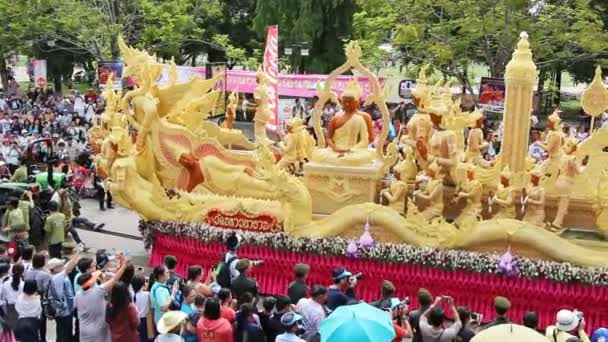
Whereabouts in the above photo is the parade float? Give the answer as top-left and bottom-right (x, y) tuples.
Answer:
(92, 34), (608, 329)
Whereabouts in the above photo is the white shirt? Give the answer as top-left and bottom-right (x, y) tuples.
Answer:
(1, 278), (24, 305)
(276, 333), (306, 342)
(135, 291), (150, 318)
(15, 293), (41, 318)
(296, 298), (326, 338)
(225, 251), (240, 281)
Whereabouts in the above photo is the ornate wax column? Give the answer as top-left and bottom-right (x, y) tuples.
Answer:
(500, 32), (538, 188)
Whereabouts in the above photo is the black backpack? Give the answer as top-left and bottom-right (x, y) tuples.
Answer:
(216, 254), (238, 288)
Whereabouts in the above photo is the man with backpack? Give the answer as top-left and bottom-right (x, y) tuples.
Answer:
(47, 250), (79, 342)
(216, 233), (241, 289)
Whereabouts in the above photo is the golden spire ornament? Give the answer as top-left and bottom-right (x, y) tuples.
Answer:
(581, 65), (608, 133)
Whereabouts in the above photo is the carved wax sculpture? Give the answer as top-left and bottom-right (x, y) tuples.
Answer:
(426, 110), (459, 184)
(380, 162), (408, 214)
(413, 161), (445, 221)
(225, 91), (238, 129)
(403, 66), (434, 168)
(253, 68), (274, 146)
(490, 167), (517, 219)
(277, 117), (315, 170)
(464, 112), (493, 168)
(101, 36), (608, 268)
(522, 168), (546, 226)
(539, 110), (565, 178)
(311, 79), (376, 166)
(453, 165), (482, 228)
(550, 137), (587, 230)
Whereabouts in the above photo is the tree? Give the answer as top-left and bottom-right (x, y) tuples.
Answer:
(253, 0), (358, 74)
(354, 0), (608, 97)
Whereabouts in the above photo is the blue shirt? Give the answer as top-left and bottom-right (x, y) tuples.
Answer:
(50, 272), (75, 317)
(327, 287), (357, 311)
(181, 302), (193, 315)
(151, 282), (170, 323)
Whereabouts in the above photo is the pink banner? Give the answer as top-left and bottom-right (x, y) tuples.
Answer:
(158, 66), (384, 99)
(263, 25), (279, 129)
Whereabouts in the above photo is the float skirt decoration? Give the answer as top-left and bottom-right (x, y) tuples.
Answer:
(142, 221), (608, 331)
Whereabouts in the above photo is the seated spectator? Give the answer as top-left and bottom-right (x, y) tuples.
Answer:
(288, 263), (310, 304)
(371, 280), (395, 309)
(419, 296), (462, 342)
(409, 288), (433, 342)
(157, 311), (188, 342)
(297, 285), (328, 340)
(276, 311), (306, 342)
(234, 303), (265, 342)
(455, 306), (476, 342)
(219, 288), (236, 323)
(197, 297), (233, 342)
(231, 259), (259, 306)
(327, 267), (357, 311)
(546, 310), (590, 342)
(485, 296), (512, 328)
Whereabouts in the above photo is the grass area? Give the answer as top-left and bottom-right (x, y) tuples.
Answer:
(560, 99), (583, 117)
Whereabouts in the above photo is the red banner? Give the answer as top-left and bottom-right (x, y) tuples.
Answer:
(263, 25), (279, 130)
(206, 209), (278, 232)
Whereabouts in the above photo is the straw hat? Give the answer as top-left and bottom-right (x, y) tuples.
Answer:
(555, 310), (581, 332)
(157, 311), (188, 334)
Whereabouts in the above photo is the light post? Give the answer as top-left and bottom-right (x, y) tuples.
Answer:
(283, 41), (310, 74)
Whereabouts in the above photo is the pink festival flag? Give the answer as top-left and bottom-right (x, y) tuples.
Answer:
(263, 25), (279, 130)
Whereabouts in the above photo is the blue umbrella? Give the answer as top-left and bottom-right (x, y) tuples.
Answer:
(320, 302), (396, 342)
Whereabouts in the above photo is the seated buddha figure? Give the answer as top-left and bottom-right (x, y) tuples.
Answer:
(311, 80), (375, 166)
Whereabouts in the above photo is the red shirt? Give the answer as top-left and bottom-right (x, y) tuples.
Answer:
(109, 303), (140, 342)
(392, 321), (407, 342)
(220, 306), (236, 323)
(197, 317), (233, 342)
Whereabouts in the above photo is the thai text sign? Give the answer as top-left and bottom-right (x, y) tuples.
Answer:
(206, 209), (278, 232)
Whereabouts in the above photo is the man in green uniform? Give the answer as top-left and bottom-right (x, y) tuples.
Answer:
(44, 200), (66, 258)
(18, 191), (33, 231)
(2, 199), (24, 241)
(10, 158), (27, 183)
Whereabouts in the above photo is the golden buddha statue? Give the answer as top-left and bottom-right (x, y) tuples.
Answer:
(380, 162), (409, 214)
(522, 168), (546, 226)
(489, 167), (517, 219)
(311, 80), (376, 166)
(464, 112), (493, 168)
(453, 165), (482, 228)
(413, 161), (445, 221)
(277, 117), (315, 171)
(550, 137), (588, 231)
